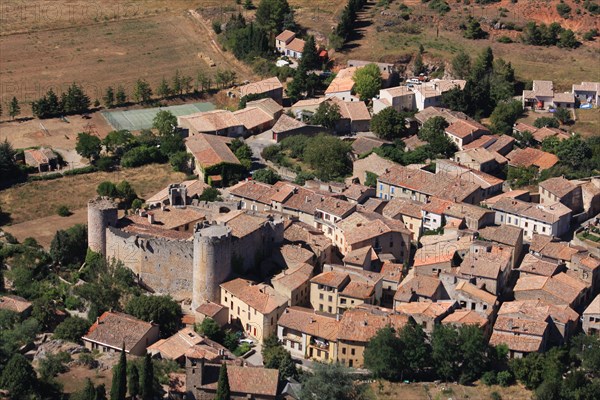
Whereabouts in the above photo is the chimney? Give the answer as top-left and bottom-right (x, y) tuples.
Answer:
(148, 213), (155, 224)
(161, 203), (166, 211)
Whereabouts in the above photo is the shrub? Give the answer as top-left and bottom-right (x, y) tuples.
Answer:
(497, 36), (513, 43)
(212, 21), (222, 34)
(63, 165), (97, 176)
(54, 317), (91, 343)
(95, 156), (116, 172)
(78, 353), (98, 369)
(497, 370), (514, 387)
(557, 2), (572, 18)
(56, 205), (72, 217)
(64, 296), (83, 310)
(120, 146), (166, 168)
(490, 392), (502, 400)
(233, 343), (252, 356)
(482, 371), (497, 386)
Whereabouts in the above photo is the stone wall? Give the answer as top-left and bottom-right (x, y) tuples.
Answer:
(105, 227), (194, 300)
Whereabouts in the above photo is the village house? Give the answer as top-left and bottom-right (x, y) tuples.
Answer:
(539, 176), (583, 214)
(237, 77), (284, 104)
(498, 300), (579, 346)
(457, 244), (513, 296)
(179, 110), (245, 137)
(412, 79), (466, 111)
(379, 262), (404, 308)
(377, 165), (483, 204)
(566, 252), (600, 294)
(414, 106), (468, 126)
(231, 106), (276, 136)
(220, 278), (288, 343)
(582, 294), (600, 335)
(350, 136), (391, 159)
(491, 198), (572, 240)
(372, 86), (415, 114)
(82, 311), (160, 356)
(195, 301), (229, 327)
(337, 305), (411, 368)
(382, 197), (424, 240)
(421, 197), (495, 232)
(444, 118), (489, 150)
(394, 275), (448, 304)
(489, 315), (550, 358)
(325, 66), (360, 102)
(529, 234), (583, 265)
(271, 262), (314, 307)
(435, 159), (504, 199)
(453, 281), (498, 316)
(23, 147), (59, 172)
(506, 147), (559, 172)
(341, 183), (376, 204)
(184, 134), (243, 186)
(146, 180), (209, 208)
(0, 294), (32, 317)
(330, 97), (372, 133)
(283, 220), (334, 266)
(352, 152), (398, 185)
(482, 190), (531, 208)
(277, 306), (340, 363)
(453, 147), (507, 173)
(477, 224), (524, 269)
(148, 327), (209, 363)
(441, 309), (490, 334)
(347, 60), (396, 86)
(395, 300), (457, 334)
(522, 80), (575, 109)
(531, 126), (571, 145)
(572, 81), (600, 105)
(185, 354), (280, 400)
(228, 180), (276, 212)
(516, 254), (564, 278)
(270, 114), (322, 142)
(309, 265), (383, 315)
(342, 246), (376, 270)
(334, 209), (412, 263)
(275, 30), (305, 59)
(485, 134), (516, 156)
(513, 272), (588, 311)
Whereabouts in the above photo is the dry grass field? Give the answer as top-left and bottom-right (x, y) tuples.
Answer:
(0, 163), (185, 225)
(372, 380), (532, 400)
(0, 0), (255, 109)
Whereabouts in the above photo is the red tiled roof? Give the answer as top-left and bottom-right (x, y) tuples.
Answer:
(83, 311), (157, 352)
(185, 134), (240, 169)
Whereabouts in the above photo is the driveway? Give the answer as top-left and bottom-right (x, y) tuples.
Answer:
(244, 342), (263, 366)
(246, 130), (276, 166)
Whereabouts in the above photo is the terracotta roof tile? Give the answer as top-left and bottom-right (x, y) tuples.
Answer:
(238, 77), (283, 97)
(455, 281), (497, 305)
(337, 210), (411, 246)
(380, 262), (404, 284)
(514, 272), (587, 305)
(276, 30), (296, 42)
(395, 300), (455, 318)
(0, 295), (32, 313)
(185, 134), (240, 169)
(220, 278), (288, 314)
(492, 198), (571, 224)
(232, 107), (274, 130)
(83, 311), (157, 351)
(310, 270), (350, 288)
(382, 197), (424, 219)
(147, 328), (204, 360)
(517, 254), (561, 276)
(442, 309), (488, 327)
(272, 263), (314, 291)
(507, 147), (558, 170)
(351, 137), (390, 155)
(325, 67), (358, 94)
(337, 306), (410, 342)
(394, 275), (443, 301)
(446, 119), (489, 139)
(539, 177), (578, 198)
(195, 301), (226, 318)
(229, 180), (278, 205)
(498, 299), (578, 325)
(489, 330), (544, 353)
(278, 307), (340, 341)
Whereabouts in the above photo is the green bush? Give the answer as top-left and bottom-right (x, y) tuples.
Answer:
(490, 391), (502, 400)
(482, 371), (497, 386)
(497, 370), (514, 387)
(95, 156), (116, 172)
(64, 296), (82, 310)
(56, 205), (72, 217)
(233, 342), (252, 356)
(121, 146), (166, 168)
(497, 36), (513, 43)
(63, 165), (97, 176)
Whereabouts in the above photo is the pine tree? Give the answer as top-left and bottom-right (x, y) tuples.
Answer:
(8, 97), (20, 119)
(103, 86), (115, 108)
(133, 79), (152, 104)
(215, 363), (231, 400)
(156, 77), (171, 99)
(128, 364), (140, 399)
(140, 353), (154, 400)
(172, 70), (182, 95)
(299, 35), (319, 70)
(116, 85), (127, 106)
(110, 347), (127, 400)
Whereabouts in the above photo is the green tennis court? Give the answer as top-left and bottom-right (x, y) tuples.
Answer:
(101, 102), (216, 131)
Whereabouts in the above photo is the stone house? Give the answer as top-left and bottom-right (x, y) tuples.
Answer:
(394, 275), (448, 304)
(489, 315), (550, 358)
(0, 294), (32, 317)
(271, 263), (314, 307)
(275, 30), (305, 59)
(395, 300), (457, 334)
(82, 311), (160, 356)
(513, 272), (588, 311)
(24, 148), (59, 172)
(220, 278), (288, 343)
(572, 81), (600, 105)
(237, 77), (284, 104)
(184, 134), (244, 186)
(444, 119), (489, 150)
(582, 294), (600, 335)
(539, 177), (583, 214)
(195, 301), (229, 327)
(382, 197), (424, 240)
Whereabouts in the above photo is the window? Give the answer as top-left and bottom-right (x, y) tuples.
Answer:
(319, 293), (324, 300)
(319, 304), (323, 311)
(379, 184), (383, 190)
(341, 298), (347, 304)
(391, 187), (395, 194)
(524, 222), (528, 228)
(328, 306), (332, 313)
(328, 295), (333, 302)
(299, 344), (302, 351)
(351, 348), (355, 356)
(342, 348), (346, 355)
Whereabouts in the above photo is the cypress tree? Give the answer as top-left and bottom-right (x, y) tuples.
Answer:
(128, 364), (140, 399)
(110, 347), (127, 400)
(215, 363), (231, 400)
(140, 353), (155, 400)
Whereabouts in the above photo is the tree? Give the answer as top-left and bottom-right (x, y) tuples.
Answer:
(554, 107), (572, 124)
(199, 187), (221, 202)
(197, 317), (223, 342)
(413, 52), (425, 75)
(8, 97), (20, 119)
(255, 0), (291, 35)
(103, 86), (115, 108)
(490, 100), (522, 134)
(0, 354), (37, 399)
(116, 85), (127, 106)
(353, 63), (382, 101)
(300, 363), (369, 400)
(103, 129), (134, 155)
(418, 116), (448, 142)
(556, 136), (592, 169)
(153, 110), (178, 136)
(398, 321), (430, 378)
(252, 168), (280, 184)
(556, 2), (572, 18)
(49, 224), (88, 266)
(97, 181), (119, 197)
(156, 77), (172, 99)
(452, 51), (471, 79)
(61, 83), (91, 114)
(463, 16), (488, 39)
(431, 324), (460, 381)
(299, 35), (320, 70)
(0, 138), (21, 184)
(534, 116), (560, 128)
(128, 364), (140, 399)
(133, 79), (153, 103)
(310, 101), (342, 131)
(172, 70), (183, 95)
(215, 363), (231, 400)
(303, 134), (352, 180)
(458, 325), (488, 384)
(76, 132), (102, 160)
(364, 326), (403, 380)
(125, 295), (182, 337)
(140, 353), (155, 400)
(73, 378), (98, 400)
(111, 348), (127, 400)
(370, 107), (408, 140)
(116, 180), (138, 209)
(54, 316), (90, 343)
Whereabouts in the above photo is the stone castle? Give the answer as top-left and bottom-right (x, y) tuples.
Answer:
(87, 192), (284, 306)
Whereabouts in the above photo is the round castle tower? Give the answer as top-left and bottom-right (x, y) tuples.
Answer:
(192, 224), (232, 309)
(87, 197), (118, 256)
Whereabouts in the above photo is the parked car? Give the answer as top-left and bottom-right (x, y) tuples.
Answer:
(239, 338), (255, 346)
